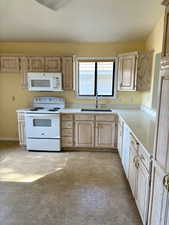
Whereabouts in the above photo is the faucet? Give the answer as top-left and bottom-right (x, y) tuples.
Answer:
(96, 91), (99, 109)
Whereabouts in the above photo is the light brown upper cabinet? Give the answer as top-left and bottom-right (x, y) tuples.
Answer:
(0, 56), (20, 73)
(62, 56), (73, 90)
(118, 53), (137, 91)
(28, 56), (45, 72)
(45, 57), (61, 72)
(117, 51), (153, 91)
(162, 0), (169, 58)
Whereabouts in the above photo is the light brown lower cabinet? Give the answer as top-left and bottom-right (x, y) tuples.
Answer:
(95, 121), (116, 148)
(61, 113), (117, 149)
(75, 120), (94, 147)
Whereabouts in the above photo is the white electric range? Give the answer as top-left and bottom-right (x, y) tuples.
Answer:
(25, 97), (65, 152)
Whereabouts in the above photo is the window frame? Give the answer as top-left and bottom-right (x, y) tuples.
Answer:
(75, 57), (117, 99)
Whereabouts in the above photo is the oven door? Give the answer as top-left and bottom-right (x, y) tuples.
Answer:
(25, 114), (60, 138)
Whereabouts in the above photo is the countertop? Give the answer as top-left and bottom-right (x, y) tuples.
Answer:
(17, 108), (156, 156)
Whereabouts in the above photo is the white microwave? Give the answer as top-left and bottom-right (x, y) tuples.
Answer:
(27, 73), (63, 92)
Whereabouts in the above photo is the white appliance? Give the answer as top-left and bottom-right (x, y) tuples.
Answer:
(25, 97), (65, 151)
(27, 72), (63, 92)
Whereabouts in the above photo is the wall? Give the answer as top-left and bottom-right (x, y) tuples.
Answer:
(0, 41), (145, 139)
(142, 15), (164, 108)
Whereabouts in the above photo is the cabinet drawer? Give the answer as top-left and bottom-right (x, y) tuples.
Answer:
(96, 114), (116, 122)
(62, 114), (73, 121)
(130, 134), (139, 150)
(75, 114), (94, 121)
(62, 129), (73, 137)
(62, 137), (73, 147)
(139, 145), (150, 171)
(62, 121), (73, 129)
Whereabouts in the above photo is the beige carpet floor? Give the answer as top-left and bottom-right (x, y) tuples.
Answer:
(0, 141), (142, 225)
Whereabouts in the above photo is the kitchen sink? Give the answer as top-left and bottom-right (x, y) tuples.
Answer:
(81, 108), (112, 112)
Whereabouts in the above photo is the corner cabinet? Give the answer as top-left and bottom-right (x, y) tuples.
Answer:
(117, 51), (153, 91)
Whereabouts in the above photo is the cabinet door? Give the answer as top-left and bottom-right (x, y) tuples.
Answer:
(20, 57), (29, 89)
(17, 113), (26, 146)
(75, 121), (94, 147)
(95, 121), (116, 148)
(148, 163), (167, 225)
(28, 56), (45, 72)
(121, 124), (130, 177)
(45, 57), (61, 72)
(62, 57), (73, 90)
(136, 160), (150, 225)
(118, 55), (137, 91)
(118, 121), (123, 158)
(155, 76), (169, 172)
(128, 144), (138, 196)
(0, 56), (20, 73)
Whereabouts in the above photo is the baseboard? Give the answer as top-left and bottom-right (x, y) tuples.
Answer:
(0, 137), (19, 141)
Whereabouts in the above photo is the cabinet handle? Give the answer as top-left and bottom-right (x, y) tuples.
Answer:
(163, 174), (169, 191)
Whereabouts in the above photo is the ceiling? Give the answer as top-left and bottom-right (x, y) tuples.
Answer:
(0, 0), (164, 42)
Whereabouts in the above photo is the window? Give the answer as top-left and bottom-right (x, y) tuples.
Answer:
(77, 59), (115, 97)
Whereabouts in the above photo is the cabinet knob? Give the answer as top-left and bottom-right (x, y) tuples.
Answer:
(163, 174), (169, 191)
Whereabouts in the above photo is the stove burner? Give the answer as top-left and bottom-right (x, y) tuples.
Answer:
(30, 107), (44, 111)
(48, 107), (60, 112)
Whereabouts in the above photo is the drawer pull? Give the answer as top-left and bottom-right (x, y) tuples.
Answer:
(163, 174), (169, 191)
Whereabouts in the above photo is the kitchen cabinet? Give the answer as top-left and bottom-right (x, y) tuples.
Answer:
(117, 53), (137, 91)
(128, 135), (151, 225)
(61, 114), (74, 147)
(17, 112), (26, 146)
(62, 113), (117, 149)
(136, 158), (150, 225)
(62, 56), (73, 90)
(20, 57), (29, 89)
(0, 56), (20, 73)
(117, 118), (123, 158)
(28, 56), (45, 72)
(148, 72), (169, 225)
(148, 163), (167, 225)
(45, 57), (61, 72)
(121, 123), (130, 177)
(95, 121), (116, 148)
(117, 51), (153, 91)
(95, 114), (117, 148)
(128, 135), (139, 196)
(75, 115), (95, 148)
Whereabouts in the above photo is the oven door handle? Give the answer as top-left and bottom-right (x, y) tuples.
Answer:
(26, 114), (59, 119)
